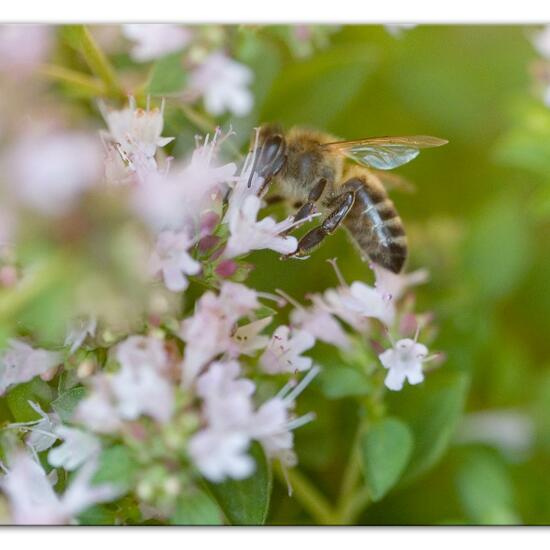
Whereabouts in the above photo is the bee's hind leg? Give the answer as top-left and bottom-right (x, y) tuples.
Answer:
(285, 189), (355, 258)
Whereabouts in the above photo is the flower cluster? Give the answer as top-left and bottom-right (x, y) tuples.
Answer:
(0, 25), (442, 526)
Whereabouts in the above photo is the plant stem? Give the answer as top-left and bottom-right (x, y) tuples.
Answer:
(339, 486), (370, 525)
(74, 25), (125, 100)
(274, 465), (336, 525)
(335, 427), (363, 514)
(38, 64), (107, 97)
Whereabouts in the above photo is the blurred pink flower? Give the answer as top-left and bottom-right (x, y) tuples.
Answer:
(122, 24), (191, 62)
(233, 317), (273, 356)
(0, 451), (118, 525)
(533, 25), (550, 59)
(290, 296), (350, 348)
(149, 230), (201, 292)
(48, 426), (101, 471)
(0, 25), (52, 76)
(260, 325), (314, 375)
(7, 131), (102, 216)
(0, 339), (62, 395)
(379, 337), (428, 391)
(189, 51), (253, 117)
(373, 263), (429, 302)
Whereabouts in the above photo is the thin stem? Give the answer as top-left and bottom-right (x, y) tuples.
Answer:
(336, 427), (363, 513)
(73, 25), (125, 100)
(274, 465), (336, 525)
(339, 486), (371, 525)
(38, 64), (107, 97)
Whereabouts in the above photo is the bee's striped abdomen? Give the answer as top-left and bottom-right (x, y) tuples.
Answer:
(342, 176), (407, 273)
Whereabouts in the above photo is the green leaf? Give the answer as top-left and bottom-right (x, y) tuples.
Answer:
(207, 442), (272, 525)
(394, 371), (470, 483)
(261, 44), (377, 128)
(6, 378), (55, 422)
(51, 386), (86, 422)
(455, 448), (520, 525)
(170, 488), (223, 525)
(146, 52), (187, 96)
(77, 504), (117, 526)
(360, 417), (413, 501)
(319, 364), (372, 399)
(93, 445), (139, 494)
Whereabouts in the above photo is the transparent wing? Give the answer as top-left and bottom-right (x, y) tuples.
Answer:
(321, 135), (448, 170)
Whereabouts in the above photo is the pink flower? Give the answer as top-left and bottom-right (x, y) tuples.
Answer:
(122, 24), (191, 62)
(290, 296), (350, 348)
(0, 340), (62, 395)
(533, 25), (550, 59)
(179, 282), (259, 385)
(74, 376), (122, 434)
(100, 97), (174, 176)
(378, 338), (429, 391)
(0, 451), (118, 525)
(260, 325), (314, 375)
(233, 317), (273, 356)
(189, 52), (253, 117)
(47, 426), (101, 471)
(0, 25), (52, 76)
(225, 195), (298, 258)
(7, 131), (102, 216)
(149, 230), (201, 292)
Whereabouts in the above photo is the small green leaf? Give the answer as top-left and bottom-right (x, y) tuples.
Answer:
(320, 364), (371, 399)
(170, 488), (223, 525)
(455, 448), (520, 525)
(77, 504), (117, 526)
(6, 378), (55, 422)
(207, 442), (272, 525)
(52, 386), (86, 422)
(360, 417), (413, 501)
(146, 53), (187, 96)
(93, 445), (139, 494)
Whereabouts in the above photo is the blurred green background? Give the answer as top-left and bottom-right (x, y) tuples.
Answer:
(213, 25), (549, 524)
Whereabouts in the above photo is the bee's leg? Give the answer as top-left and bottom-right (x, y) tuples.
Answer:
(286, 189), (355, 258)
(281, 178), (327, 236)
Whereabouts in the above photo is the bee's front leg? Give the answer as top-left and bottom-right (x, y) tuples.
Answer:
(285, 189), (355, 258)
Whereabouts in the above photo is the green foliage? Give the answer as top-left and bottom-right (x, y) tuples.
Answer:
(319, 364), (372, 399)
(391, 371), (470, 483)
(170, 489), (223, 525)
(207, 443), (272, 525)
(360, 417), (413, 501)
(51, 386), (86, 422)
(92, 446), (139, 494)
(455, 448), (520, 525)
(146, 53), (188, 96)
(6, 378), (55, 422)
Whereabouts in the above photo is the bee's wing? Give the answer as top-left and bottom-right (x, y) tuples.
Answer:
(321, 135), (448, 170)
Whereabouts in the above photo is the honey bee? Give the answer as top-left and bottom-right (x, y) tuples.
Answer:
(248, 125), (448, 273)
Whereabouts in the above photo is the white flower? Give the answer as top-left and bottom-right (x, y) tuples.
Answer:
(100, 97), (174, 175)
(378, 338), (428, 391)
(189, 52), (253, 117)
(0, 340), (62, 395)
(225, 195), (298, 259)
(149, 230), (201, 292)
(290, 296), (350, 348)
(0, 451), (118, 525)
(233, 317), (273, 356)
(116, 335), (167, 373)
(7, 131), (102, 216)
(533, 25), (550, 59)
(0, 25), (52, 75)
(189, 429), (254, 483)
(122, 24), (191, 62)
(260, 325), (314, 375)
(65, 316), (97, 355)
(48, 426), (101, 471)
